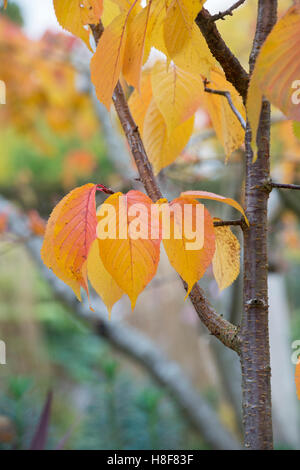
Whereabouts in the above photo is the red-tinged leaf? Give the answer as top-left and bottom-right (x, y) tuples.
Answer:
(161, 196), (215, 295)
(0, 212), (8, 234)
(28, 210), (46, 237)
(97, 190), (161, 309)
(80, 0), (103, 25)
(41, 183), (97, 299)
(180, 190), (249, 225)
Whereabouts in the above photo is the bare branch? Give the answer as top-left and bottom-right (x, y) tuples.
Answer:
(211, 1), (246, 21)
(90, 23), (240, 354)
(213, 219), (243, 227)
(195, 8), (249, 100)
(204, 82), (246, 130)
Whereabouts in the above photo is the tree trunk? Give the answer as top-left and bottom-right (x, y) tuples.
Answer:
(240, 0), (277, 450)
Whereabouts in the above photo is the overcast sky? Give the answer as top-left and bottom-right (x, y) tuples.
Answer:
(14, 0), (232, 38)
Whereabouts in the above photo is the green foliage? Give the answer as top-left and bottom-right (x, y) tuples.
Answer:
(1, 1), (23, 26)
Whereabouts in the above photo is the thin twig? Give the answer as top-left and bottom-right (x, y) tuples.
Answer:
(211, 1), (246, 21)
(204, 82), (246, 130)
(271, 182), (300, 190)
(213, 219), (243, 227)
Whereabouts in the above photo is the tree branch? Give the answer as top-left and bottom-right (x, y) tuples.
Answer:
(271, 182), (300, 191)
(213, 219), (243, 227)
(90, 23), (240, 354)
(195, 8), (249, 100)
(211, 1), (246, 21)
(240, 0), (278, 450)
(204, 82), (246, 130)
(0, 196), (241, 450)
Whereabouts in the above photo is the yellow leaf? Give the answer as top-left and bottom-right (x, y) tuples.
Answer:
(123, 2), (152, 89)
(128, 69), (153, 134)
(204, 69), (245, 159)
(163, 0), (205, 58)
(151, 61), (203, 134)
(97, 190), (161, 309)
(162, 197), (215, 295)
(247, 4), (300, 154)
(53, 0), (92, 50)
(90, 12), (128, 109)
(102, 0), (121, 26)
(212, 223), (240, 291)
(87, 239), (123, 317)
(41, 184), (98, 299)
(180, 189), (249, 225)
(143, 98), (194, 173)
(170, 23), (215, 78)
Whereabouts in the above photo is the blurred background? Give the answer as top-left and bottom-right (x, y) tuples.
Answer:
(0, 0), (300, 450)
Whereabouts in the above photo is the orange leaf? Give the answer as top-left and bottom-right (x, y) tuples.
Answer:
(90, 12), (128, 109)
(28, 210), (46, 237)
(0, 213), (8, 234)
(97, 190), (161, 309)
(41, 183), (97, 299)
(80, 0), (103, 25)
(122, 1), (152, 89)
(161, 196), (215, 295)
(180, 190), (249, 225)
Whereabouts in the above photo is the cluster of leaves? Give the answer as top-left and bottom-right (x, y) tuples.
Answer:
(0, 13), (98, 149)
(52, 0), (246, 173)
(41, 183), (247, 315)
